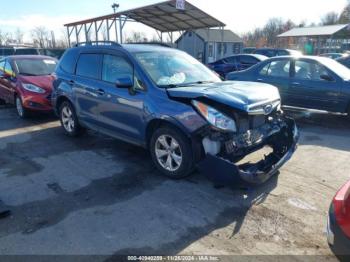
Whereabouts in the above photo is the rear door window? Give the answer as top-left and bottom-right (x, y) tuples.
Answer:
(260, 60), (291, 77)
(225, 57), (237, 64)
(240, 55), (258, 65)
(277, 50), (289, 56)
(76, 54), (102, 80)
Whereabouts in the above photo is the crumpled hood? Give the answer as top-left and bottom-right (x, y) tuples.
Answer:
(167, 81), (281, 112)
(18, 75), (55, 92)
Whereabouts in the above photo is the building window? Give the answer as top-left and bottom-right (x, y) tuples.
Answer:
(223, 43), (227, 54)
(208, 44), (213, 57)
(233, 43), (241, 54)
(217, 43), (222, 55)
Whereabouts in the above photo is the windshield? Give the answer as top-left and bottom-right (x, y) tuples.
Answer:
(15, 58), (57, 76)
(321, 57), (350, 80)
(133, 50), (221, 87)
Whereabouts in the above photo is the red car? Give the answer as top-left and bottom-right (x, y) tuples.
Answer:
(0, 55), (57, 118)
(328, 180), (350, 256)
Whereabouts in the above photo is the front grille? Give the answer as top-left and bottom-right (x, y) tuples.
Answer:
(237, 115), (267, 133)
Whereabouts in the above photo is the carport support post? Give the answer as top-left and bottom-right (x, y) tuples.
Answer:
(119, 16), (127, 44)
(114, 18), (118, 43)
(106, 19), (110, 41)
(66, 26), (71, 47)
(75, 26), (79, 45)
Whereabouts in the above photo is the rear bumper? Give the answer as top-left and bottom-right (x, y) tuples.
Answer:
(328, 204), (350, 256)
(198, 116), (299, 185)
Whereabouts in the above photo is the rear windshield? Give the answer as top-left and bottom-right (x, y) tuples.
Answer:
(14, 58), (57, 76)
(321, 57), (350, 80)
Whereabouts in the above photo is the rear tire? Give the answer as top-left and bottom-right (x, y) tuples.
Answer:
(150, 126), (195, 179)
(59, 101), (85, 137)
(15, 96), (29, 119)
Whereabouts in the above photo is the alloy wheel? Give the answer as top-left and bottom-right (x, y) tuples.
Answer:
(155, 135), (183, 172)
(61, 106), (75, 133)
(16, 97), (24, 117)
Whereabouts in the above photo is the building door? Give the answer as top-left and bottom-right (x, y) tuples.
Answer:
(207, 43), (214, 63)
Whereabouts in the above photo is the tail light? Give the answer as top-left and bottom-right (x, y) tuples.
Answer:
(334, 180), (350, 238)
(335, 180), (350, 215)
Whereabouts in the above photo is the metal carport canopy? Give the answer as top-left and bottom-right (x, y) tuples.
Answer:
(64, 0), (226, 32)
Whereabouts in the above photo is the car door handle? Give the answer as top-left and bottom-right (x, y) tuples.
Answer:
(257, 79), (264, 82)
(96, 89), (105, 96)
(292, 82), (301, 86)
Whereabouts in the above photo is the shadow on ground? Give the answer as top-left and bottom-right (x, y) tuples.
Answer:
(0, 107), (279, 255)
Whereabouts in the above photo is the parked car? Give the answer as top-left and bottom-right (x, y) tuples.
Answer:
(327, 180), (350, 256)
(40, 48), (66, 59)
(207, 54), (268, 78)
(253, 48), (302, 57)
(0, 47), (15, 59)
(320, 53), (347, 60)
(0, 55), (57, 118)
(337, 55), (350, 69)
(14, 48), (41, 56)
(242, 47), (256, 54)
(227, 56), (350, 116)
(52, 42), (298, 184)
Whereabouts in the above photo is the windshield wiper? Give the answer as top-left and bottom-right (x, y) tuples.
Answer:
(161, 81), (216, 89)
(20, 73), (37, 76)
(179, 81), (216, 86)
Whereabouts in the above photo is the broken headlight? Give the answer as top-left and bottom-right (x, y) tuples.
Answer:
(192, 100), (237, 132)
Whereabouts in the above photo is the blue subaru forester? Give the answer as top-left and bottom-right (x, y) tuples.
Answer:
(52, 42), (299, 185)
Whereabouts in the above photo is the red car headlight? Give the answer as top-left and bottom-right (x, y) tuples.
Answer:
(22, 84), (46, 94)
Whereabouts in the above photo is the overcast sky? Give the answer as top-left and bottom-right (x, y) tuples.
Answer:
(0, 0), (348, 41)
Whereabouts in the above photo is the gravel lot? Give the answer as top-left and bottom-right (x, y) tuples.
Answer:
(0, 105), (349, 259)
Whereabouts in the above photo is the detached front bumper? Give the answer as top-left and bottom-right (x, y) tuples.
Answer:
(197, 116), (299, 185)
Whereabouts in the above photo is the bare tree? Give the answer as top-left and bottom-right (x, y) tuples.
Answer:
(321, 12), (339, 25)
(31, 26), (49, 48)
(100, 24), (108, 41)
(243, 18), (295, 48)
(125, 31), (147, 43)
(14, 28), (24, 44)
(339, 0), (350, 24)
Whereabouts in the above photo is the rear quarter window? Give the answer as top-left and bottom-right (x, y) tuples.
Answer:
(59, 49), (79, 74)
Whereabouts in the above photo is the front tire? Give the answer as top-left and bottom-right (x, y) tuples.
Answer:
(15, 96), (29, 119)
(59, 101), (84, 137)
(150, 126), (195, 179)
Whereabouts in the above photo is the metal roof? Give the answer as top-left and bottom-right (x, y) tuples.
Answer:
(64, 0), (226, 32)
(194, 29), (242, 43)
(278, 24), (349, 38)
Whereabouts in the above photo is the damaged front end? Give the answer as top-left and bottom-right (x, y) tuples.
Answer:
(196, 108), (299, 186)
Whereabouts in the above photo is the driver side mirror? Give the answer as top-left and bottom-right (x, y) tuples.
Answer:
(116, 76), (134, 88)
(320, 74), (334, 82)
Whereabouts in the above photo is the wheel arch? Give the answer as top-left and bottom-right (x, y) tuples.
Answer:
(145, 118), (190, 148)
(55, 95), (74, 113)
(145, 117), (203, 163)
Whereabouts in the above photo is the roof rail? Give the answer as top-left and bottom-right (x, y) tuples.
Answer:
(75, 41), (122, 47)
(129, 42), (173, 48)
